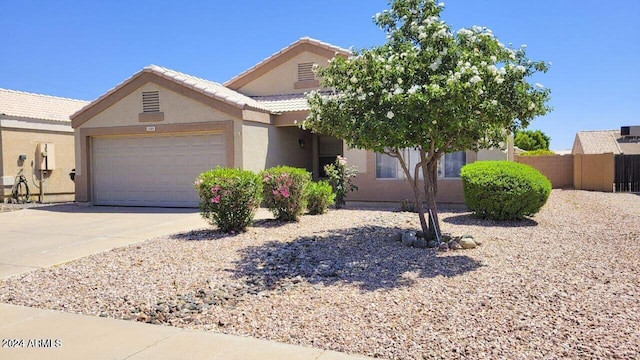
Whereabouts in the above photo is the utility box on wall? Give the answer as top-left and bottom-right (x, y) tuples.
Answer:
(36, 143), (56, 170)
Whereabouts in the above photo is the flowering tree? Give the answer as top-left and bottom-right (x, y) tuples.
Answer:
(306, 0), (551, 240)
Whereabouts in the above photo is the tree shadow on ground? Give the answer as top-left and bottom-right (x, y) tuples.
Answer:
(443, 213), (538, 227)
(251, 218), (292, 229)
(231, 225), (483, 292)
(169, 229), (236, 241)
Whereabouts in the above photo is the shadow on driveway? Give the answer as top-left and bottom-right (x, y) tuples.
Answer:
(23, 203), (199, 214)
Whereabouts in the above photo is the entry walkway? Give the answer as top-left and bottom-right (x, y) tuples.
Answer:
(0, 303), (370, 359)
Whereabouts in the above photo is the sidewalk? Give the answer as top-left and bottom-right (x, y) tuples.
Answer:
(0, 303), (372, 360)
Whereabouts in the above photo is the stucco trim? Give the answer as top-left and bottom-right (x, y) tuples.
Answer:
(0, 119), (73, 133)
(138, 112), (165, 122)
(226, 42), (348, 90)
(75, 121), (234, 203)
(72, 73), (246, 128)
(274, 110), (309, 127)
(294, 80), (320, 89)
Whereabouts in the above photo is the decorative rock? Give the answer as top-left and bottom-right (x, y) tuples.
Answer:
(413, 239), (429, 249)
(461, 234), (474, 239)
(416, 231), (425, 239)
(459, 238), (477, 249)
(426, 240), (439, 248)
(449, 240), (462, 250)
(402, 231), (417, 247)
(438, 243), (450, 252)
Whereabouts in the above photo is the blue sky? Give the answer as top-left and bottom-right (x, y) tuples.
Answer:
(2, 0), (639, 150)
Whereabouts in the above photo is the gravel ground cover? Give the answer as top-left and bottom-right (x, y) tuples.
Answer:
(1, 190), (639, 359)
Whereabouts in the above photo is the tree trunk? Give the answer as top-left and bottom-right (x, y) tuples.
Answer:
(424, 161), (441, 241)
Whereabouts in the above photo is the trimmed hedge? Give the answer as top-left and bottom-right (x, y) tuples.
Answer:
(460, 161), (551, 220)
(520, 149), (556, 156)
(306, 181), (335, 215)
(261, 166), (311, 221)
(195, 167), (262, 233)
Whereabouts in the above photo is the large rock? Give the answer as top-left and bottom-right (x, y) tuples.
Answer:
(449, 241), (462, 250)
(459, 238), (477, 249)
(438, 243), (450, 252)
(426, 240), (439, 248)
(402, 231), (418, 247)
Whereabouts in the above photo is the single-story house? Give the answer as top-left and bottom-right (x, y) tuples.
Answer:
(572, 128), (640, 155)
(0, 88), (89, 203)
(71, 37), (511, 207)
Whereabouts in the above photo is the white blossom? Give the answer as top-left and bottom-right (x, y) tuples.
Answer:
(495, 77), (505, 84)
(490, 55), (497, 62)
(469, 75), (482, 84)
(408, 84), (421, 94)
(432, 120), (437, 124)
(535, 83), (545, 89)
(350, 76), (358, 83)
(528, 102), (536, 110)
(386, 111), (395, 119)
(515, 65), (526, 72)
(458, 28), (473, 36)
(429, 57), (442, 71)
(491, 100), (498, 106)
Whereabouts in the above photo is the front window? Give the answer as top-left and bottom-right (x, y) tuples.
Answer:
(375, 149), (466, 179)
(439, 151), (466, 178)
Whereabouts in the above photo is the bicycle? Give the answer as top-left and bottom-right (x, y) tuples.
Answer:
(10, 172), (30, 204)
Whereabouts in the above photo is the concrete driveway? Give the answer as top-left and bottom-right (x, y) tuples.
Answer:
(0, 204), (207, 279)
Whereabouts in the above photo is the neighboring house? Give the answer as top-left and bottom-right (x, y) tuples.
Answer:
(0, 88), (89, 203)
(572, 128), (640, 155)
(71, 37), (510, 207)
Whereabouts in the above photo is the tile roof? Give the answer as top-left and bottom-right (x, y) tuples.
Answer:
(224, 37), (351, 88)
(72, 65), (272, 119)
(0, 88), (89, 122)
(575, 130), (622, 154)
(252, 93), (310, 113)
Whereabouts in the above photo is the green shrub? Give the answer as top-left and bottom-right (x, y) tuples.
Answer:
(460, 161), (551, 220)
(261, 166), (311, 221)
(324, 156), (358, 208)
(194, 167), (262, 233)
(305, 181), (335, 215)
(520, 149), (556, 156)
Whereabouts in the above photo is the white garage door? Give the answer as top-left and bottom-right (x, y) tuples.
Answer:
(93, 133), (226, 207)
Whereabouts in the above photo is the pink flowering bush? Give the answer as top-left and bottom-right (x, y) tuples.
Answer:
(194, 167), (262, 233)
(261, 166), (311, 221)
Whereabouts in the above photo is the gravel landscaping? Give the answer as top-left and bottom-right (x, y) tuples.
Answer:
(1, 189), (639, 359)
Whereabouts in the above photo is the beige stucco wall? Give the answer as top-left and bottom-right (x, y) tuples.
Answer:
(477, 148), (508, 161)
(343, 146), (368, 174)
(1, 129), (75, 202)
(347, 150), (478, 204)
(79, 83), (233, 129)
(237, 52), (331, 96)
(242, 123), (313, 172)
(75, 82), (239, 175)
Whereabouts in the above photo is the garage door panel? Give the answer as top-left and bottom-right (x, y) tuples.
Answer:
(93, 133), (225, 207)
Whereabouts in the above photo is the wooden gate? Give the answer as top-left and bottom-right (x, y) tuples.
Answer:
(615, 154), (640, 192)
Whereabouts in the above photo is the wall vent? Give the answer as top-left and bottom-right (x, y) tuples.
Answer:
(297, 62), (315, 82)
(142, 91), (160, 113)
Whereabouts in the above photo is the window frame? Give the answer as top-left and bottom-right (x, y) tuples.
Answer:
(375, 149), (467, 180)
